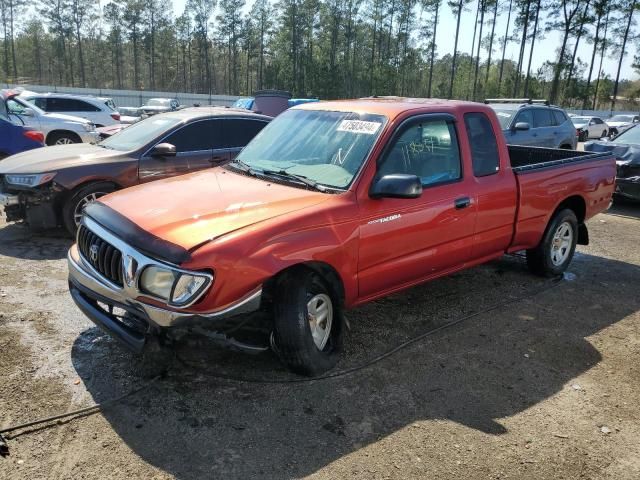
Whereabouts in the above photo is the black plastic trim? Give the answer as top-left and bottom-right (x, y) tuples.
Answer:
(84, 202), (191, 265)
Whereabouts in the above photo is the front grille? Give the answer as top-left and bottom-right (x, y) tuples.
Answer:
(78, 226), (123, 286)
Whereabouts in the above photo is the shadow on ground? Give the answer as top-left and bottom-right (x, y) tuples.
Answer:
(0, 222), (71, 260)
(71, 252), (640, 479)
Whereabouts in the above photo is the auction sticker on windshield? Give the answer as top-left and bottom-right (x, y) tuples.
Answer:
(337, 120), (382, 134)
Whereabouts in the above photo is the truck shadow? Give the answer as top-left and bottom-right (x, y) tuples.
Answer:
(607, 201), (640, 220)
(71, 251), (640, 479)
(0, 222), (71, 260)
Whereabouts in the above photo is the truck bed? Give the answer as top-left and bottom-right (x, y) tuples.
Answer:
(508, 145), (612, 173)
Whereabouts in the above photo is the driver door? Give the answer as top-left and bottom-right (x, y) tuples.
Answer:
(138, 119), (217, 182)
(357, 115), (477, 299)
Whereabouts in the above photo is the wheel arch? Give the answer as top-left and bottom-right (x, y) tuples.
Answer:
(45, 129), (82, 145)
(552, 195), (588, 245)
(263, 261), (346, 308)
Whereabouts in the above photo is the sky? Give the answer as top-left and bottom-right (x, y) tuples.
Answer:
(170, 0), (638, 83)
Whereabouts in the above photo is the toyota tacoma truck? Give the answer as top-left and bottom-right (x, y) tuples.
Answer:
(67, 98), (616, 376)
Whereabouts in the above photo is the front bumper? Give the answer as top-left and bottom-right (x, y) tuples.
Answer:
(615, 177), (640, 201)
(68, 241), (262, 352)
(0, 192), (19, 207)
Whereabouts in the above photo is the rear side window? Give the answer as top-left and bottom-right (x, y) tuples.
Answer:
(163, 119), (221, 152)
(533, 109), (553, 128)
(221, 119), (268, 148)
(464, 113), (500, 177)
(377, 118), (461, 187)
(552, 110), (567, 125)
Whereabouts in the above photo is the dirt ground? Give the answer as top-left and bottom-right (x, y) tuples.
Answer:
(1, 203), (639, 480)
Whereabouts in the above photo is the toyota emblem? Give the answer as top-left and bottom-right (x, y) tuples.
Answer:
(89, 244), (99, 262)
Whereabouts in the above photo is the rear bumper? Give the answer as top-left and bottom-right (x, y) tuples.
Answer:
(615, 177), (640, 201)
(68, 245), (263, 351)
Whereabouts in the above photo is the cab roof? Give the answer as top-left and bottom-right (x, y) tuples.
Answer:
(292, 97), (490, 120)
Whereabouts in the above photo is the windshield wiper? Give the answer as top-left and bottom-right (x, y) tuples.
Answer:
(228, 158), (260, 176)
(260, 169), (328, 192)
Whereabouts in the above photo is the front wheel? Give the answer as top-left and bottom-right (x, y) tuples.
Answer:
(47, 131), (82, 146)
(272, 268), (343, 376)
(526, 209), (578, 277)
(62, 182), (116, 235)
(601, 130), (608, 139)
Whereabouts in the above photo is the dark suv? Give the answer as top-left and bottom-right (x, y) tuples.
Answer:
(486, 99), (577, 149)
(0, 107), (270, 234)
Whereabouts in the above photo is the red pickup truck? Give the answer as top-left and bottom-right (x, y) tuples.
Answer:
(67, 98), (616, 376)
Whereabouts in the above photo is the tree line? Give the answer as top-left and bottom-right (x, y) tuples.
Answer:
(0, 0), (639, 110)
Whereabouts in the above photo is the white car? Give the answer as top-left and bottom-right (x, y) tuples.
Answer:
(20, 93), (121, 127)
(606, 114), (640, 137)
(6, 94), (100, 145)
(571, 116), (609, 141)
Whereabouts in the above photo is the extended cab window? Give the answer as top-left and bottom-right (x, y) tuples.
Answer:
(464, 113), (499, 177)
(377, 118), (461, 187)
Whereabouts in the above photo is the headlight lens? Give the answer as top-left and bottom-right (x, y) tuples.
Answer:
(5, 172), (56, 187)
(139, 266), (211, 306)
(82, 122), (96, 132)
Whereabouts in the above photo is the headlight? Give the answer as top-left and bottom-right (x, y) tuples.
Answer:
(5, 172), (56, 187)
(82, 122), (96, 132)
(139, 265), (212, 306)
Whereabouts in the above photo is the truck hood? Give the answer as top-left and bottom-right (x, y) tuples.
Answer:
(98, 168), (331, 251)
(0, 144), (124, 174)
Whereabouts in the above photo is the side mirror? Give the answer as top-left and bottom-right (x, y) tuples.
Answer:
(514, 122), (530, 131)
(370, 174), (423, 200)
(150, 142), (176, 157)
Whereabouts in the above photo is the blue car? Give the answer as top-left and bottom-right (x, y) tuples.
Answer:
(0, 90), (44, 159)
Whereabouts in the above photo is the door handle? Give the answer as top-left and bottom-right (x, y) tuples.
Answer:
(454, 197), (471, 209)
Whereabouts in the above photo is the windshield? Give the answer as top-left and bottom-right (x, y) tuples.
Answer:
(611, 125), (640, 144)
(609, 115), (634, 123)
(147, 99), (170, 107)
(492, 109), (514, 129)
(7, 97), (44, 115)
(99, 116), (182, 151)
(235, 109), (387, 189)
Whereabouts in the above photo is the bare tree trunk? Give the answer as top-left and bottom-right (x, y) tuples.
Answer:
(449, 0), (464, 99)
(466, 0), (480, 100)
(563, 0), (591, 101)
(611, 0), (636, 112)
(427, 2), (439, 97)
(523, 0), (541, 97)
(513, 0), (531, 97)
(583, 7), (603, 109)
(484, 0), (498, 89)
(472, 0), (486, 101)
(498, 0), (513, 94)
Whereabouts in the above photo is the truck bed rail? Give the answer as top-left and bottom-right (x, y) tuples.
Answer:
(509, 145), (612, 173)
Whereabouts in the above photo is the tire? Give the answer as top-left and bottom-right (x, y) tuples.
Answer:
(579, 131), (587, 142)
(526, 209), (578, 277)
(62, 182), (116, 235)
(272, 268), (343, 376)
(47, 131), (82, 146)
(602, 130), (607, 139)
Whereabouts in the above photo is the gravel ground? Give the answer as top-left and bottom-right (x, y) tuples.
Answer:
(0, 203), (639, 479)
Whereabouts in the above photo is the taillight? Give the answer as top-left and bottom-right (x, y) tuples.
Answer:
(111, 113), (121, 121)
(23, 130), (45, 144)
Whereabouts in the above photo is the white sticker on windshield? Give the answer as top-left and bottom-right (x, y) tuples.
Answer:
(337, 120), (382, 135)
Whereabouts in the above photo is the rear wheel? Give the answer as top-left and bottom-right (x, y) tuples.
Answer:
(47, 131), (81, 146)
(272, 268), (343, 376)
(526, 209), (578, 277)
(62, 182), (116, 235)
